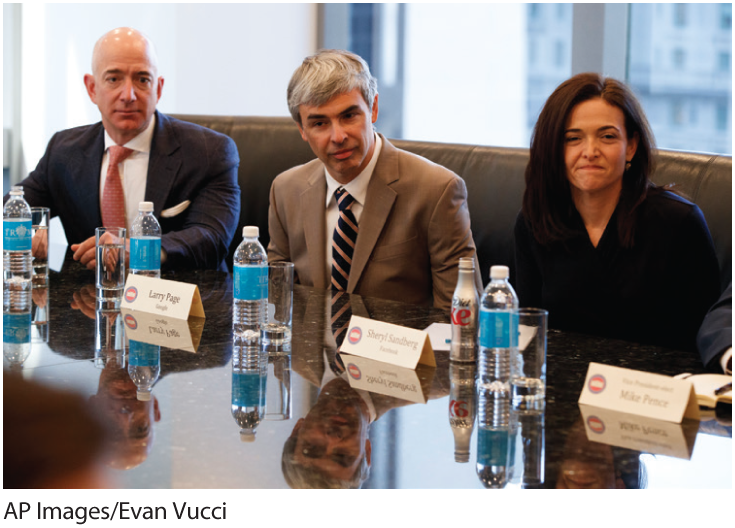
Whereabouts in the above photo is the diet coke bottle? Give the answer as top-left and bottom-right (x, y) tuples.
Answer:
(450, 257), (479, 362)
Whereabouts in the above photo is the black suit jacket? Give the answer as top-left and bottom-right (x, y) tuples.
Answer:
(9, 111), (240, 270)
(697, 283), (732, 370)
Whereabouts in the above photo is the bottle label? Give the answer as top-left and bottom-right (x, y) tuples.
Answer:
(477, 428), (510, 465)
(479, 309), (518, 348)
(234, 264), (268, 301)
(232, 371), (266, 407)
(3, 219), (32, 251)
(130, 237), (161, 270)
(3, 312), (31, 344)
(128, 340), (160, 366)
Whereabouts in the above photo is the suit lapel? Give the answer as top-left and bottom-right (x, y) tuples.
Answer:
(75, 125), (105, 228)
(144, 112), (181, 216)
(348, 136), (398, 292)
(301, 165), (328, 289)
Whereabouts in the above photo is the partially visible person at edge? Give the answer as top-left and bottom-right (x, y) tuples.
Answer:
(514, 72), (720, 352)
(697, 282), (732, 373)
(3, 27), (240, 271)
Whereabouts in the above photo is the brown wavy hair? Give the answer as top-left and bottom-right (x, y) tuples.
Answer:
(522, 72), (657, 248)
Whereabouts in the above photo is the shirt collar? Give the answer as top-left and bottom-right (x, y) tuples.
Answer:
(103, 113), (156, 153)
(325, 133), (382, 208)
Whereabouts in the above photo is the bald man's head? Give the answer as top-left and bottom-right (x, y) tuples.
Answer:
(84, 27), (164, 145)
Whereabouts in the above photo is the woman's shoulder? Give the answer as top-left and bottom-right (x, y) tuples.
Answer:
(644, 188), (701, 216)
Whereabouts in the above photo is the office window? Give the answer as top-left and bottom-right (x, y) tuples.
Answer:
(674, 4), (687, 27)
(716, 102), (728, 131)
(721, 4), (732, 30)
(324, 3), (572, 148)
(628, 3), (732, 154)
(718, 51), (731, 72)
(673, 48), (686, 70)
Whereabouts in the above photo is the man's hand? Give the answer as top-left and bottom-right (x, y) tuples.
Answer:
(70, 284), (97, 319)
(72, 234), (130, 270)
(32, 228), (48, 260)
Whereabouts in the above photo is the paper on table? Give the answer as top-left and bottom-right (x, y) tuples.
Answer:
(674, 373), (732, 407)
(424, 322), (451, 351)
(424, 322), (536, 352)
(518, 324), (537, 351)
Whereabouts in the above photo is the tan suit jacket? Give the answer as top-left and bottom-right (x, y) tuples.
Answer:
(268, 135), (482, 311)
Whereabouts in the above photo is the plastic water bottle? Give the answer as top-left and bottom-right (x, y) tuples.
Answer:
(3, 186), (33, 306)
(450, 257), (479, 362)
(231, 337), (267, 442)
(129, 201), (162, 278)
(448, 362), (476, 463)
(233, 226), (268, 340)
(128, 339), (161, 401)
(477, 265), (518, 399)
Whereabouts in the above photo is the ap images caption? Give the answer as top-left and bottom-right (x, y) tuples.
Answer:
(4, 502), (227, 524)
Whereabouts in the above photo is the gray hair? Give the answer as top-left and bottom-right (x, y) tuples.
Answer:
(281, 433), (370, 489)
(287, 49), (378, 124)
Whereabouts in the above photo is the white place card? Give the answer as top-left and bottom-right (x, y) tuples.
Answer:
(342, 353), (428, 404)
(578, 404), (697, 459)
(121, 309), (204, 353)
(424, 322), (451, 352)
(122, 275), (205, 320)
(340, 315), (435, 369)
(578, 362), (700, 423)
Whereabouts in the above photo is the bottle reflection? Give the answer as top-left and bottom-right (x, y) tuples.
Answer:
(3, 287), (32, 367)
(509, 407), (545, 488)
(476, 382), (512, 488)
(128, 339), (161, 402)
(231, 337), (267, 442)
(449, 362), (476, 463)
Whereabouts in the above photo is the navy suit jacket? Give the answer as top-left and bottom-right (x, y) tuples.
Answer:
(697, 283), (732, 370)
(10, 111), (240, 270)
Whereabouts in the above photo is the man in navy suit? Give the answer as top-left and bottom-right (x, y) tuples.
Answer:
(6, 27), (240, 271)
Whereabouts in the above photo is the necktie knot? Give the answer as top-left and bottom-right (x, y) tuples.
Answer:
(335, 187), (355, 212)
(108, 145), (134, 166)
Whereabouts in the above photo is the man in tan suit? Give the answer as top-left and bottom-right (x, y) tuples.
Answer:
(268, 49), (481, 310)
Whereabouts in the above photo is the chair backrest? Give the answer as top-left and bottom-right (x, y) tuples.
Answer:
(171, 114), (732, 291)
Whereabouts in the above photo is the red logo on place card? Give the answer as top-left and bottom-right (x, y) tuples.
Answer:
(348, 327), (362, 345)
(124, 314), (138, 330)
(348, 363), (361, 380)
(125, 286), (138, 303)
(589, 374), (606, 394)
(587, 415), (605, 434)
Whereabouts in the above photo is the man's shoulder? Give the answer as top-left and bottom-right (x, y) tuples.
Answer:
(272, 157), (322, 187)
(48, 122), (104, 148)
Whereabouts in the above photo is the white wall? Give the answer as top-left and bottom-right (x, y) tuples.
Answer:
(403, 4), (527, 147)
(13, 3), (317, 178)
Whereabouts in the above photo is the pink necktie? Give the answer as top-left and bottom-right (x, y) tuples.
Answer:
(101, 146), (134, 228)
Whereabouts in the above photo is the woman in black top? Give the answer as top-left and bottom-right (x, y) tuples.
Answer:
(514, 72), (720, 352)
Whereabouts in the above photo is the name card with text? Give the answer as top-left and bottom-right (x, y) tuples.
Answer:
(121, 309), (204, 353)
(578, 404), (698, 459)
(340, 316), (435, 369)
(122, 275), (205, 320)
(342, 354), (432, 404)
(578, 363), (700, 423)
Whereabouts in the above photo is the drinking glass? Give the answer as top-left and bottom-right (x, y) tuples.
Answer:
(511, 308), (547, 409)
(262, 262), (294, 345)
(95, 227), (126, 307)
(30, 207), (50, 286)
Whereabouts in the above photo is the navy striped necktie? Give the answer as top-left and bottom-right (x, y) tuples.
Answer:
(331, 187), (358, 291)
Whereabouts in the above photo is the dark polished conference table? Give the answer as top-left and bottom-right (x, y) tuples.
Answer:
(3, 252), (731, 489)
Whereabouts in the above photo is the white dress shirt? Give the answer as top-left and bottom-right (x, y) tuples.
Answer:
(324, 133), (382, 280)
(99, 115), (156, 233)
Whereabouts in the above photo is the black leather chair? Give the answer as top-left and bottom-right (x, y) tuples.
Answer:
(172, 115), (732, 292)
